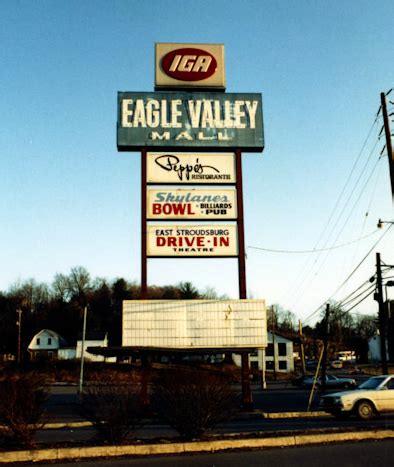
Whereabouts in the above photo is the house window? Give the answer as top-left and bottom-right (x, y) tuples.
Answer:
(266, 360), (274, 370)
(266, 343), (274, 356)
(278, 343), (287, 356)
(36, 338), (40, 345)
(251, 361), (259, 370)
(48, 338), (52, 345)
(279, 361), (287, 370)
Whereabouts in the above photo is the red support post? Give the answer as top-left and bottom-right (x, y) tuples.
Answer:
(236, 150), (253, 409)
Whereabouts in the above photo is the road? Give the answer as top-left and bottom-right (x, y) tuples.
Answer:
(35, 380), (394, 445)
(29, 439), (394, 466)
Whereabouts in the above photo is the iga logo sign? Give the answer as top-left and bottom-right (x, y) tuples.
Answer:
(161, 48), (217, 81)
(155, 43), (225, 89)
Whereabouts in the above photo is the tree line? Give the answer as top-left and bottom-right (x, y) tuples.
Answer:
(0, 266), (382, 363)
(0, 266), (218, 358)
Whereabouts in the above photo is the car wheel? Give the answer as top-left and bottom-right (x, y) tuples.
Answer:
(355, 400), (375, 420)
(343, 383), (350, 389)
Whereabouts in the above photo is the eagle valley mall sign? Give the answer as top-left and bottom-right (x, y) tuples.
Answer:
(117, 92), (264, 152)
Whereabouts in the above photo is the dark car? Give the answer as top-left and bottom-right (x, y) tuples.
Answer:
(301, 374), (356, 389)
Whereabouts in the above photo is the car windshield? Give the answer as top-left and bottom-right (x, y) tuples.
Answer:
(358, 377), (386, 389)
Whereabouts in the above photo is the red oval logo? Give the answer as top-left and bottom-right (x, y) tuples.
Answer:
(161, 48), (217, 82)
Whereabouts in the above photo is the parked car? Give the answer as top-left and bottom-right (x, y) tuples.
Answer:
(305, 360), (317, 370)
(330, 360), (343, 369)
(320, 375), (394, 420)
(292, 374), (313, 387)
(301, 374), (356, 389)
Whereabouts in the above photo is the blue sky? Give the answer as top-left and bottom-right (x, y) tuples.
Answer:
(1, 0), (393, 323)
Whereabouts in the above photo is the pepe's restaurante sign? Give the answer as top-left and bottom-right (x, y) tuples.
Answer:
(117, 92), (264, 152)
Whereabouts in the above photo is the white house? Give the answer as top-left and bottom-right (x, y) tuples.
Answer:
(28, 329), (68, 361)
(368, 334), (389, 363)
(232, 332), (294, 373)
(76, 332), (116, 362)
(28, 329), (116, 362)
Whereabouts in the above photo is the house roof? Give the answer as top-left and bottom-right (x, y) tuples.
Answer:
(267, 331), (293, 343)
(77, 331), (107, 341)
(29, 329), (68, 348)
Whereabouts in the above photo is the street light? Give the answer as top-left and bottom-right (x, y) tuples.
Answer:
(377, 219), (394, 229)
(16, 309), (22, 365)
(385, 280), (394, 319)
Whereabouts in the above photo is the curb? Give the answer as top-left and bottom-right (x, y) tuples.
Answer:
(260, 411), (328, 419)
(1, 429), (394, 463)
(40, 411), (331, 430)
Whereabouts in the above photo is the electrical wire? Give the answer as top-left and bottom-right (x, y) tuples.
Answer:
(342, 288), (376, 314)
(247, 229), (379, 254)
(282, 113), (382, 305)
(339, 282), (376, 308)
(302, 223), (394, 324)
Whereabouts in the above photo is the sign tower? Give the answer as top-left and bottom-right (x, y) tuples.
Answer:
(117, 43), (265, 407)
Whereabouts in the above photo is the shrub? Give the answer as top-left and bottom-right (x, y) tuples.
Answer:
(80, 384), (143, 443)
(152, 369), (238, 440)
(0, 372), (49, 447)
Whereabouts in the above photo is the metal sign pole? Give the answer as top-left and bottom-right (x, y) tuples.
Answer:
(236, 149), (253, 409)
(141, 149), (148, 300)
(140, 149), (149, 406)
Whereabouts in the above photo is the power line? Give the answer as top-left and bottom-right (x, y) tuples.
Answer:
(302, 223), (393, 324)
(283, 112), (382, 312)
(339, 282), (376, 309)
(342, 288), (375, 314)
(247, 229), (379, 254)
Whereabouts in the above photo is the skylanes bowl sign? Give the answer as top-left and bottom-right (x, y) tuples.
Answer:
(147, 188), (237, 220)
(117, 92), (264, 152)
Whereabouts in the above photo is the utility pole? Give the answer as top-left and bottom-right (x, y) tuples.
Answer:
(320, 304), (330, 393)
(16, 309), (22, 365)
(272, 306), (277, 381)
(380, 92), (394, 199)
(375, 252), (388, 374)
(299, 320), (306, 376)
(79, 305), (88, 397)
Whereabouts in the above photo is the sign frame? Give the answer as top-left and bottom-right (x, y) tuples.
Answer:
(146, 223), (238, 258)
(147, 187), (237, 220)
(146, 152), (237, 185)
(117, 91), (264, 153)
(155, 43), (226, 90)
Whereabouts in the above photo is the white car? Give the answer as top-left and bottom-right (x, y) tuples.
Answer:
(320, 375), (394, 420)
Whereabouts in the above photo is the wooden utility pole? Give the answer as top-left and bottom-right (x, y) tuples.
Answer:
(320, 304), (330, 393)
(16, 309), (22, 365)
(79, 306), (88, 397)
(299, 320), (306, 376)
(381, 92), (394, 199)
(272, 305), (277, 381)
(375, 252), (388, 374)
